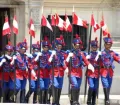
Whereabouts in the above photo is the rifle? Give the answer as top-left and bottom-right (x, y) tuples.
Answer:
(13, 33), (17, 102)
(96, 28), (102, 105)
(84, 24), (92, 103)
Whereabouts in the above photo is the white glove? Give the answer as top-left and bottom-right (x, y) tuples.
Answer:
(51, 50), (56, 56)
(0, 58), (6, 66)
(66, 52), (73, 62)
(69, 52), (73, 57)
(65, 67), (69, 74)
(34, 52), (42, 61)
(10, 56), (17, 65)
(48, 51), (56, 62)
(86, 55), (90, 59)
(88, 63), (94, 72)
(25, 53), (33, 58)
(13, 55), (17, 60)
(37, 52), (42, 56)
(5, 55), (12, 60)
(31, 70), (37, 80)
(95, 51), (101, 61)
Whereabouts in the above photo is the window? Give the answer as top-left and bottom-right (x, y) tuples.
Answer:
(41, 15), (88, 51)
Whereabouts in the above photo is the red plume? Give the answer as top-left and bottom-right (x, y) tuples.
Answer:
(44, 36), (48, 40)
(60, 35), (63, 40)
(24, 38), (26, 42)
(75, 34), (79, 38)
(8, 41), (12, 45)
(108, 34), (111, 38)
(37, 41), (39, 45)
(95, 37), (98, 41)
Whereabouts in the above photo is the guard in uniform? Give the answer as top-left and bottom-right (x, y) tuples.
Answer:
(86, 37), (99, 105)
(34, 36), (51, 104)
(0, 42), (14, 102)
(65, 35), (95, 105)
(25, 41), (40, 103)
(99, 34), (120, 105)
(49, 35), (67, 105)
(10, 39), (36, 103)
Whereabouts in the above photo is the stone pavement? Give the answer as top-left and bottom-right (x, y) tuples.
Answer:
(59, 95), (120, 105)
(18, 94), (120, 105)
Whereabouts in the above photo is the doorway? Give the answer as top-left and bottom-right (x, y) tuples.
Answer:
(0, 8), (10, 55)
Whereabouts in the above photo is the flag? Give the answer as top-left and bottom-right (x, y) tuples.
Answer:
(41, 15), (53, 31)
(64, 14), (72, 32)
(91, 14), (100, 32)
(2, 16), (11, 36)
(100, 15), (110, 36)
(56, 14), (66, 31)
(29, 18), (35, 38)
(51, 15), (56, 26)
(13, 15), (18, 35)
(73, 13), (88, 28)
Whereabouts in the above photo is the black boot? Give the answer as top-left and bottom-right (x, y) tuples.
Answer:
(33, 91), (37, 104)
(3, 89), (9, 103)
(9, 90), (15, 103)
(25, 90), (33, 103)
(92, 90), (97, 105)
(103, 88), (110, 105)
(39, 90), (45, 104)
(87, 88), (93, 105)
(43, 90), (48, 104)
(71, 88), (80, 105)
(52, 86), (58, 105)
(20, 89), (25, 103)
(70, 89), (73, 105)
(57, 88), (62, 105)
(47, 86), (52, 104)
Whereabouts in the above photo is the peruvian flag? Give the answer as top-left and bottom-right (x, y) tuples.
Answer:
(64, 14), (72, 32)
(2, 16), (11, 36)
(41, 15), (53, 31)
(91, 14), (100, 32)
(56, 14), (66, 31)
(29, 18), (35, 38)
(13, 15), (18, 35)
(100, 15), (110, 36)
(51, 15), (56, 26)
(73, 13), (88, 28)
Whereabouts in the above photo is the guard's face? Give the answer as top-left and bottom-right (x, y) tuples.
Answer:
(104, 43), (112, 50)
(19, 48), (26, 54)
(33, 49), (39, 54)
(43, 46), (49, 52)
(6, 50), (12, 55)
(74, 44), (80, 50)
(91, 46), (98, 52)
(56, 45), (62, 51)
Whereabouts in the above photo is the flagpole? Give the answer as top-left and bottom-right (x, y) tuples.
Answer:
(13, 9), (17, 102)
(96, 27), (102, 105)
(28, 7), (32, 103)
(37, 5), (43, 102)
(68, 5), (74, 103)
(1, 12), (8, 103)
(84, 15), (93, 103)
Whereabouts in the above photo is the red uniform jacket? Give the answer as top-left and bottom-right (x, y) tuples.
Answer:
(100, 50), (120, 77)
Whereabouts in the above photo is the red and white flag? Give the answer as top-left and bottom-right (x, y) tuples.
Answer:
(41, 15), (53, 31)
(100, 15), (110, 36)
(13, 15), (18, 35)
(56, 14), (66, 31)
(91, 14), (100, 32)
(29, 18), (35, 38)
(64, 14), (72, 32)
(51, 15), (56, 26)
(2, 16), (11, 36)
(73, 13), (88, 28)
